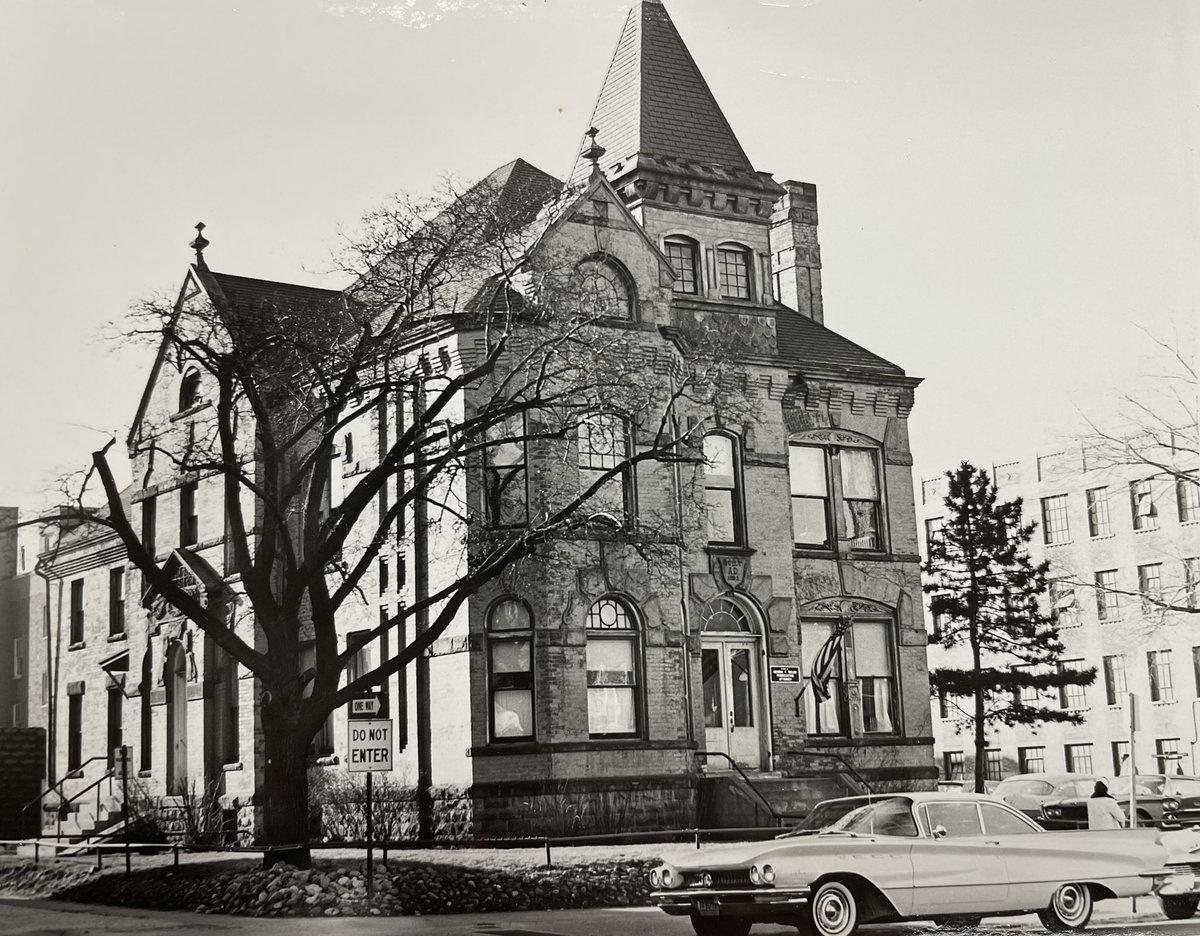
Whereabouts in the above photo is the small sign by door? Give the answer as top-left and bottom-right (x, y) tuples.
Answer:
(770, 665), (801, 683)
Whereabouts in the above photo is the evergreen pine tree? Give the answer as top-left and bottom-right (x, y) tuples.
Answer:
(924, 462), (1096, 792)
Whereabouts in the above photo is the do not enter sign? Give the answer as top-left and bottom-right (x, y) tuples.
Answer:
(347, 719), (393, 772)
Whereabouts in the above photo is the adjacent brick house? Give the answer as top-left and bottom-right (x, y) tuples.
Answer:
(27, 0), (935, 838)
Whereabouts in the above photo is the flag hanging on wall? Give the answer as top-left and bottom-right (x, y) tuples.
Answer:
(801, 623), (848, 703)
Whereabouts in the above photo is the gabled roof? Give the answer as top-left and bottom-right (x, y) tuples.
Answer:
(572, 0), (754, 183)
(203, 271), (344, 315)
(774, 306), (909, 380)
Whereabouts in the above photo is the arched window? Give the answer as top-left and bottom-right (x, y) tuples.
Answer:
(178, 369), (202, 412)
(703, 433), (743, 544)
(487, 599), (534, 740)
(700, 596), (753, 633)
(573, 257), (634, 320)
(585, 597), (641, 737)
(664, 235), (700, 294)
(716, 242), (753, 300)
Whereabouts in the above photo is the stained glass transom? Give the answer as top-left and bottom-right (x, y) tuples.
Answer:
(701, 598), (751, 633)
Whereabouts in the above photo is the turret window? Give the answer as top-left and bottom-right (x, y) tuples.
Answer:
(716, 243), (752, 300)
(664, 236), (700, 294)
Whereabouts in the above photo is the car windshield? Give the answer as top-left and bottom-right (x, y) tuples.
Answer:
(782, 798), (874, 835)
(825, 797), (918, 837)
(994, 779), (1051, 797)
(1111, 776), (1165, 796)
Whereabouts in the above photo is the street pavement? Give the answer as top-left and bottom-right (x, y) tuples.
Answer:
(1, 897), (1197, 936)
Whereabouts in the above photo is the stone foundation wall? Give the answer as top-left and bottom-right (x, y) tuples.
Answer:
(0, 727), (45, 839)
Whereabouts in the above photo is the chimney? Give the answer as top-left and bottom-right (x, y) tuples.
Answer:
(769, 181), (823, 324)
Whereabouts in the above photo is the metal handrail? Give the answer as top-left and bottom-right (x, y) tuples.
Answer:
(20, 755), (112, 838)
(51, 767), (117, 841)
(696, 750), (783, 825)
(783, 749), (874, 794)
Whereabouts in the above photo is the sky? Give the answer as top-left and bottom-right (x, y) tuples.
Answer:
(1, 0), (1197, 508)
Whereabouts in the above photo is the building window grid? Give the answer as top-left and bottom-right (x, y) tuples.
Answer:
(1065, 743), (1094, 774)
(716, 245), (751, 300)
(1086, 486), (1111, 537)
(1057, 659), (1088, 710)
(1178, 474), (1200, 523)
(1095, 570), (1120, 621)
(1040, 495), (1071, 544)
(1148, 649), (1175, 703)
(1018, 746), (1046, 774)
(665, 237), (700, 294)
(944, 751), (965, 781)
(1102, 655), (1127, 706)
(1138, 563), (1163, 614)
(1131, 479), (1158, 531)
(1156, 738), (1182, 774)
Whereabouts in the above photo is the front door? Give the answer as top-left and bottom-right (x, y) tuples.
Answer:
(702, 639), (762, 768)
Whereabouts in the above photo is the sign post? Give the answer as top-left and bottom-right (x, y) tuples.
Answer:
(348, 694), (391, 898)
(119, 745), (132, 876)
(1129, 691), (1139, 913)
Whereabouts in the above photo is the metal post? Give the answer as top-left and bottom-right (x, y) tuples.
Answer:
(33, 841), (38, 865)
(695, 828), (701, 849)
(545, 839), (551, 868)
(95, 846), (103, 872)
(173, 842), (179, 868)
(366, 771), (373, 897)
(1129, 691), (1138, 913)
(121, 746), (131, 876)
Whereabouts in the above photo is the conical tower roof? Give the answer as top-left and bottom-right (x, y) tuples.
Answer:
(572, 1), (755, 183)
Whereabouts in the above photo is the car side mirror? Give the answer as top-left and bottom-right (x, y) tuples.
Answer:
(933, 825), (948, 839)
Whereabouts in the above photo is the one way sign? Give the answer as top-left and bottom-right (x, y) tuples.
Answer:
(348, 691), (388, 719)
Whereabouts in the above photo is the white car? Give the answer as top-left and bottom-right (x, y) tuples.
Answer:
(650, 792), (1181, 936)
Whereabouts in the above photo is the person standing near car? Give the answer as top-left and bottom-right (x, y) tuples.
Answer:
(1087, 781), (1127, 829)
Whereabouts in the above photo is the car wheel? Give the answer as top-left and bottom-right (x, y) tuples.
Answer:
(1161, 895), (1200, 920)
(1037, 883), (1093, 931)
(805, 880), (859, 936)
(690, 914), (751, 936)
(936, 917), (983, 930)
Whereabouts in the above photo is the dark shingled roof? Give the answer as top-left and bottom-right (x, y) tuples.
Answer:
(206, 271), (345, 312)
(775, 306), (907, 377)
(573, 0), (753, 182)
(473, 158), (564, 228)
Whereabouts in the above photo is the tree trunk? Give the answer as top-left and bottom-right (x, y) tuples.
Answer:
(260, 700), (312, 869)
(973, 690), (986, 794)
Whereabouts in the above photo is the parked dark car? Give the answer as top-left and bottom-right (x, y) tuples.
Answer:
(992, 773), (1098, 824)
(1163, 787), (1200, 829)
(1041, 774), (1200, 829)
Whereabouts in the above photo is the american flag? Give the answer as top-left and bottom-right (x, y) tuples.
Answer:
(804, 624), (847, 703)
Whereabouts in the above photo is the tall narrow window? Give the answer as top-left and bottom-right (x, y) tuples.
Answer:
(140, 650), (153, 771)
(1112, 740), (1130, 774)
(716, 243), (752, 299)
(12, 637), (25, 678)
(664, 236), (700, 294)
(1095, 570), (1120, 621)
(107, 685), (123, 768)
(141, 496), (157, 564)
(1102, 655), (1127, 706)
(585, 597), (640, 737)
(484, 413), (528, 527)
(924, 517), (944, 551)
(802, 618), (844, 735)
(1086, 486), (1111, 537)
(1194, 646), (1200, 696)
(1187, 558), (1200, 610)
(789, 445), (830, 548)
(487, 599), (534, 740)
(68, 691), (83, 772)
(703, 433), (742, 544)
(985, 748), (1004, 782)
(179, 482), (198, 547)
(577, 415), (630, 523)
(69, 578), (85, 644)
(841, 449), (882, 550)
(1130, 479), (1158, 531)
(1138, 563), (1163, 613)
(178, 369), (201, 412)
(1040, 495), (1070, 544)
(1177, 473), (1200, 523)
(1057, 659), (1088, 710)
(855, 620), (897, 734)
(1148, 649), (1174, 703)
(108, 567), (125, 637)
(220, 649), (239, 764)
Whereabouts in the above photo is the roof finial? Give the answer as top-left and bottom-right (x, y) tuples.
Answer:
(581, 127), (606, 179)
(190, 222), (210, 268)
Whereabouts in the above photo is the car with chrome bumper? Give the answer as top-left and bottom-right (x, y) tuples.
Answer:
(650, 792), (1179, 936)
(1040, 774), (1200, 829)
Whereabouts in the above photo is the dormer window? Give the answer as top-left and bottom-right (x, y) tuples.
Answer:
(573, 257), (633, 320)
(178, 369), (202, 412)
(664, 236), (700, 295)
(716, 243), (752, 300)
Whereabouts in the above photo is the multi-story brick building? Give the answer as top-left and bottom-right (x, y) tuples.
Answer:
(0, 507), (42, 730)
(920, 447), (1200, 783)
(29, 0), (935, 838)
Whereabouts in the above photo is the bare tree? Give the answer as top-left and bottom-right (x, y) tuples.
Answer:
(38, 175), (749, 866)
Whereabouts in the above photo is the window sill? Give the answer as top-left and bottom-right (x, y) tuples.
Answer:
(169, 401), (211, 422)
(1045, 540), (1073, 548)
(1134, 527), (1160, 535)
(1090, 533), (1116, 541)
(221, 761), (244, 772)
(1151, 699), (1177, 707)
(68, 641), (86, 652)
(107, 632), (127, 643)
(138, 770), (152, 778)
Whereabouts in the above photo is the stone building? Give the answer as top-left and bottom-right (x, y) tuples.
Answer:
(919, 447), (1200, 784)
(0, 507), (42, 730)
(29, 0), (935, 839)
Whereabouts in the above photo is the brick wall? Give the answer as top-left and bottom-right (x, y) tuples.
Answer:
(0, 727), (46, 838)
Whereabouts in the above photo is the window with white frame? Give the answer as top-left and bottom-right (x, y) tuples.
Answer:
(1065, 743), (1094, 774)
(484, 412), (528, 527)
(1018, 745), (1046, 773)
(1178, 473), (1200, 523)
(577, 414), (631, 524)
(944, 751), (965, 781)
(1040, 495), (1070, 544)
(716, 243), (752, 300)
(585, 597), (641, 737)
(1103, 655), (1127, 706)
(1130, 479), (1158, 531)
(487, 599), (534, 741)
(1086, 486), (1111, 536)
(1058, 659), (1088, 710)
(788, 443), (883, 551)
(664, 236), (700, 295)
(1138, 563), (1163, 614)
(1148, 649), (1174, 703)
(1049, 580), (1078, 627)
(703, 433), (743, 545)
(856, 619), (897, 734)
(1095, 569), (1120, 621)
